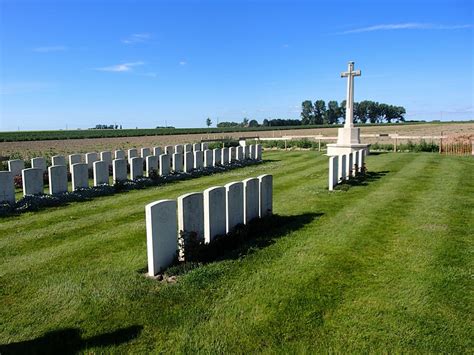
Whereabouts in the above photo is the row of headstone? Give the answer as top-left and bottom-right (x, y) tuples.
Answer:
(0, 144), (263, 203)
(328, 149), (366, 191)
(6, 143), (260, 174)
(146, 174), (273, 276)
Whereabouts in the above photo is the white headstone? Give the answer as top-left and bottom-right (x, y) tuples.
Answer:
(243, 177), (259, 224)
(346, 153), (353, 179)
(221, 148), (229, 165)
(69, 154), (82, 167)
(146, 155), (159, 177)
(146, 199), (178, 276)
(184, 144), (192, 152)
(328, 156), (338, 191)
(204, 150), (213, 167)
(244, 145), (250, 159)
(71, 163), (88, 190)
(141, 148), (151, 158)
(159, 154), (170, 176)
(113, 159), (127, 183)
(184, 152), (194, 173)
(100, 151), (113, 166)
(353, 151), (359, 173)
(128, 148), (138, 164)
(213, 148), (221, 166)
(85, 152), (99, 169)
(174, 145), (184, 154)
(338, 155), (347, 183)
(49, 165), (68, 194)
(229, 147), (236, 162)
(115, 150), (125, 160)
(178, 192), (204, 242)
(93, 161), (109, 186)
(201, 142), (209, 151)
(359, 149), (365, 172)
(194, 150), (204, 169)
(51, 155), (66, 166)
(22, 168), (44, 195)
(192, 143), (201, 152)
(164, 145), (173, 155)
(203, 186), (226, 243)
(0, 171), (15, 203)
(8, 159), (24, 176)
(258, 174), (273, 217)
(256, 144), (263, 161)
(31, 157), (46, 172)
(172, 153), (183, 172)
(153, 147), (162, 156)
(225, 181), (244, 233)
(249, 145), (256, 160)
(236, 146), (244, 161)
(130, 157), (144, 180)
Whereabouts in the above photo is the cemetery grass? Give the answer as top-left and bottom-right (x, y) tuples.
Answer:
(1, 151), (473, 353)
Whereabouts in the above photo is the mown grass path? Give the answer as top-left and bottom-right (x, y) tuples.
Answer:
(1, 151), (472, 353)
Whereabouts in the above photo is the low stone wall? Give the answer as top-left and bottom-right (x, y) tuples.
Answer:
(146, 174), (273, 276)
(328, 149), (366, 191)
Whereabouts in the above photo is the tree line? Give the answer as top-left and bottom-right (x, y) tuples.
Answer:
(209, 100), (406, 128)
(301, 100), (406, 125)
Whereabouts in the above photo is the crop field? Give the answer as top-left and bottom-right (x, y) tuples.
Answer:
(0, 122), (472, 161)
(2, 121), (469, 142)
(1, 151), (472, 353)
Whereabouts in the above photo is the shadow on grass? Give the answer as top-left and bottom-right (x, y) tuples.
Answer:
(367, 151), (388, 155)
(0, 325), (143, 354)
(154, 213), (322, 276)
(336, 170), (389, 190)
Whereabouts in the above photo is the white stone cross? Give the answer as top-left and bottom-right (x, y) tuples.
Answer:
(341, 61), (361, 128)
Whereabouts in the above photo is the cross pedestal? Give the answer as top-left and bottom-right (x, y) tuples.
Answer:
(327, 61), (370, 156)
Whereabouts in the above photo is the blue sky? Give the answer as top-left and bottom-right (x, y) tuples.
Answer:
(0, 0), (472, 130)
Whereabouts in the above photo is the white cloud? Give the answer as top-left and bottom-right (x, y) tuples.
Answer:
(179, 61), (187, 66)
(339, 23), (472, 34)
(122, 33), (151, 44)
(95, 61), (144, 72)
(32, 46), (68, 52)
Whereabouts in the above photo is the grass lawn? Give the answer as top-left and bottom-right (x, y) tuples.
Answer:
(1, 151), (472, 353)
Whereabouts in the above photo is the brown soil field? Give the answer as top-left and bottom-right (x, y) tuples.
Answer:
(1, 122), (473, 161)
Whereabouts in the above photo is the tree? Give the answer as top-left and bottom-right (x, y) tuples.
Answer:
(262, 119), (270, 126)
(326, 100), (340, 124)
(356, 101), (370, 123)
(301, 100), (314, 125)
(367, 101), (380, 123)
(313, 100), (326, 124)
(242, 117), (249, 127)
(339, 100), (346, 124)
(381, 104), (406, 123)
(217, 121), (240, 127)
(206, 117), (212, 127)
(248, 119), (259, 127)
(396, 106), (406, 122)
